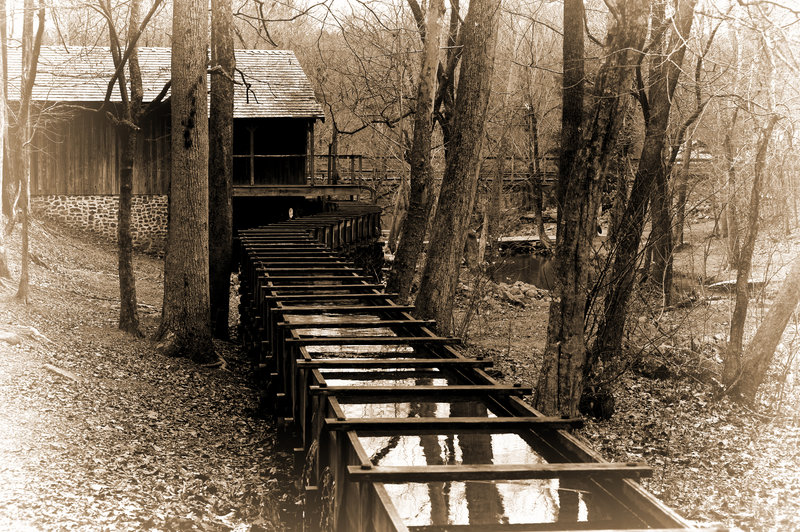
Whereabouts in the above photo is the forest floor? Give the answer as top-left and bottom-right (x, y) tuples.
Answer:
(1, 214), (799, 531)
(456, 216), (800, 531)
(0, 219), (300, 531)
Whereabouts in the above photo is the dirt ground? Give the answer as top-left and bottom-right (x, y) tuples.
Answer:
(1, 214), (799, 531)
(456, 216), (800, 531)
(0, 220), (298, 531)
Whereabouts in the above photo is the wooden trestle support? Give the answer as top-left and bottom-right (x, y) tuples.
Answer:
(237, 207), (725, 532)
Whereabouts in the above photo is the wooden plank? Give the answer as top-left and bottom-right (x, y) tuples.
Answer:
(264, 293), (392, 302)
(309, 384), (531, 396)
(406, 521), (626, 531)
(325, 416), (584, 431)
(285, 336), (459, 346)
(269, 284), (385, 293)
(275, 305), (414, 314)
(295, 358), (490, 369)
(409, 527), (725, 532)
(261, 275), (374, 282)
(233, 185), (371, 197)
(278, 318), (433, 328)
(347, 462), (652, 483)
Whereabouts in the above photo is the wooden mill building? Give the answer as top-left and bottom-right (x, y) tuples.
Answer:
(6, 46), (360, 249)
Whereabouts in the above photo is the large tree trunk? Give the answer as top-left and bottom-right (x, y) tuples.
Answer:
(729, 253), (800, 403)
(156, 0), (213, 361)
(723, 116), (779, 385)
(386, 0), (445, 302)
(414, 0), (501, 334)
(591, 0), (697, 364)
(534, 0), (647, 417)
(209, 0), (235, 338)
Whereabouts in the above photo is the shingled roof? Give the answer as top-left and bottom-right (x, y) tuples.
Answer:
(7, 46), (324, 119)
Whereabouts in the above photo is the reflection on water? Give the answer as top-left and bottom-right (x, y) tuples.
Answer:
(305, 345), (415, 355)
(359, 432), (546, 466)
(284, 314), (383, 324)
(323, 376), (452, 387)
(339, 399), (500, 419)
(299, 327), (396, 337)
(384, 480), (596, 526)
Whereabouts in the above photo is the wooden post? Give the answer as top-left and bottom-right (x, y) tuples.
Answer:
(248, 126), (256, 185)
(309, 120), (315, 184)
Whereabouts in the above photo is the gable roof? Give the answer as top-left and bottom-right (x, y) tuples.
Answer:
(7, 46), (324, 119)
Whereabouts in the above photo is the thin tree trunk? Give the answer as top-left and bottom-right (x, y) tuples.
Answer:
(730, 253), (800, 403)
(526, 107), (550, 248)
(209, 0), (235, 338)
(724, 120), (740, 269)
(387, 0), (445, 302)
(724, 116), (779, 385)
(117, 126), (140, 334)
(535, 0), (648, 417)
(674, 139), (692, 246)
(414, 0), (501, 334)
(0, 0), (8, 279)
(15, 0), (44, 303)
(113, 0), (144, 336)
(591, 0), (697, 363)
(156, 0), (213, 361)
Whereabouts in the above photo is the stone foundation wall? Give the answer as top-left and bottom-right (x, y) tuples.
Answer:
(31, 195), (168, 253)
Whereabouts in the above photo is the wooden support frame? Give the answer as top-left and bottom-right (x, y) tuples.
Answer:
(324, 416), (584, 432)
(346, 463), (653, 482)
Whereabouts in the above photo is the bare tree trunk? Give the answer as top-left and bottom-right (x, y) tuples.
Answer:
(14, 0), (44, 303)
(526, 107), (550, 248)
(674, 138), (692, 246)
(156, 0), (213, 361)
(415, 0), (501, 334)
(0, 0), (8, 279)
(487, 139), (507, 258)
(724, 116), (778, 385)
(729, 253), (800, 402)
(117, 125), (141, 334)
(724, 119), (740, 269)
(209, 0), (235, 338)
(591, 0), (697, 363)
(535, 0), (647, 417)
(647, 0), (697, 304)
(387, 0), (445, 302)
(109, 0), (144, 336)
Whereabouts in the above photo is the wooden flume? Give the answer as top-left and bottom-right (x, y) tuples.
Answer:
(237, 206), (721, 532)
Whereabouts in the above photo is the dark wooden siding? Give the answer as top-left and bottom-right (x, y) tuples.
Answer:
(30, 105), (171, 195)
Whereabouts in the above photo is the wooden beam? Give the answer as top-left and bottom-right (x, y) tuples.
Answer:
(233, 185), (372, 197)
(346, 462), (652, 482)
(269, 284), (385, 293)
(264, 293), (394, 302)
(324, 416), (584, 432)
(295, 358), (489, 368)
(261, 276), (374, 282)
(285, 336), (459, 346)
(275, 305), (414, 314)
(309, 384), (531, 396)
(278, 318), (433, 328)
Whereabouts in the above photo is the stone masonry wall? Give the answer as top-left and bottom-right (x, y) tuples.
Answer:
(31, 195), (168, 253)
